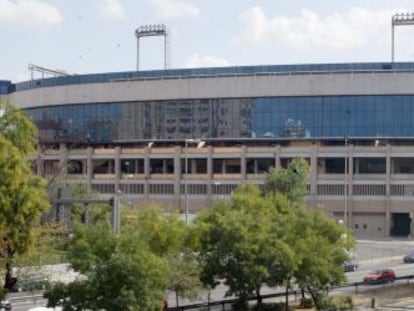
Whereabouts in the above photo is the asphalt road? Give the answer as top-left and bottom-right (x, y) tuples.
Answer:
(8, 239), (414, 310)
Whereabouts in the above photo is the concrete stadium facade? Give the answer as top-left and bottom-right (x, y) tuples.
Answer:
(2, 62), (414, 238)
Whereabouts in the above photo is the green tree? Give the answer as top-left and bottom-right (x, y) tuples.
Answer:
(14, 222), (68, 267)
(291, 208), (354, 309)
(263, 158), (309, 205)
(45, 223), (169, 311)
(0, 102), (50, 291)
(168, 252), (202, 307)
(195, 184), (297, 304)
(195, 169), (354, 310)
(122, 206), (203, 306)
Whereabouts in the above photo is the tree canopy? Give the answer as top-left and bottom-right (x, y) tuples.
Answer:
(194, 159), (354, 309)
(0, 101), (50, 292)
(263, 158), (309, 206)
(46, 206), (204, 310)
(46, 223), (170, 311)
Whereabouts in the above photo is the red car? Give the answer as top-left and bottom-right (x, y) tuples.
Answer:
(363, 268), (396, 284)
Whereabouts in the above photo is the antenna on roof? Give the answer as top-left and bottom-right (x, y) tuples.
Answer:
(28, 63), (69, 80)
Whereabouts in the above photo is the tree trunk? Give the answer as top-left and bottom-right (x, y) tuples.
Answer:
(255, 288), (262, 305)
(4, 252), (16, 292)
(175, 290), (179, 307)
(285, 285), (289, 311)
(306, 286), (320, 310)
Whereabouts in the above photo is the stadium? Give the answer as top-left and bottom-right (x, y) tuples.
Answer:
(2, 62), (414, 238)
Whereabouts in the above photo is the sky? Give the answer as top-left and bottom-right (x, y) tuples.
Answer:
(1, 0), (414, 82)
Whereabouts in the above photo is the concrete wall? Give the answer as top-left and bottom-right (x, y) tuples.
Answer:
(8, 71), (414, 109)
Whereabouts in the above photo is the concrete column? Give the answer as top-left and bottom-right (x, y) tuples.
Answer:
(59, 143), (68, 178)
(348, 144), (354, 228)
(207, 145), (214, 206)
(275, 145), (281, 169)
(144, 146), (151, 199)
(207, 145), (213, 178)
(174, 146), (182, 210)
(385, 144), (392, 236)
(36, 144), (43, 175)
(241, 145), (247, 179)
(310, 144), (318, 208)
(114, 147), (121, 193)
(86, 146), (93, 191)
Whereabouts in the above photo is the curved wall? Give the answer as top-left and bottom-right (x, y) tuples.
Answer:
(8, 71), (414, 108)
(5, 63), (414, 144)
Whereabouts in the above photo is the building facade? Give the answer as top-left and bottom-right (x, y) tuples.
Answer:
(3, 62), (414, 237)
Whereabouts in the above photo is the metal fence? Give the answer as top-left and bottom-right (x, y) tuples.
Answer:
(168, 275), (414, 311)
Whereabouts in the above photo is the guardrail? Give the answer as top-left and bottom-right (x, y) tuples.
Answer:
(6, 275), (414, 310)
(8, 293), (43, 303)
(168, 274), (414, 311)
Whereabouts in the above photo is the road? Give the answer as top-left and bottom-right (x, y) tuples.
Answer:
(8, 239), (414, 310)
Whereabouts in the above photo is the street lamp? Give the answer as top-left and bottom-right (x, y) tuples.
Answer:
(391, 13), (414, 62)
(184, 139), (206, 223)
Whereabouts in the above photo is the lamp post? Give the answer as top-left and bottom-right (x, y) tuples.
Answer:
(184, 139), (206, 223)
(391, 13), (414, 62)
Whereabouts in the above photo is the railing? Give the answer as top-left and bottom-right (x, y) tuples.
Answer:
(168, 275), (414, 311)
(7, 275), (414, 310)
(13, 62), (414, 92)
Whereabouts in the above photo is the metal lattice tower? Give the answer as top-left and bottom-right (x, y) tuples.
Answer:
(134, 24), (170, 71)
(391, 13), (414, 62)
(28, 63), (69, 80)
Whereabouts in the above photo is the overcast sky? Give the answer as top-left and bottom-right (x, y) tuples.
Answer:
(1, 0), (414, 82)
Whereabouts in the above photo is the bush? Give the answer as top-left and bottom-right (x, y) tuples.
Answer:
(318, 294), (353, 311)
(300, 298), (314, 308)
(318, 295), (336, 310)
(252, 303), (285, 311)
(332, 295), (353, 311)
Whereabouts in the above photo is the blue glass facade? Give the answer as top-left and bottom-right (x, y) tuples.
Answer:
(253, 95), (414, 138)
(25, 94), (414, 144)
(0, 80), (11, 95)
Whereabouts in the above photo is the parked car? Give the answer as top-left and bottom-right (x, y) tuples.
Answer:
(403, 251), (414, 263)
(0, 300), (11, 311)
(363, 268), (396, 284)
(342, 261), (359, 272)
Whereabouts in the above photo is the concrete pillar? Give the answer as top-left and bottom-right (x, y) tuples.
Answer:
(86, 146), (93, 191)
(275, 145), (281, 169)
(144, 146), (151, 199)
(207, 145), (214, 206)
(207, 145), (213, 178)
(310, 144), (318, 208)
(174, 146), (182, 210)
(36, 144), (43, 175)
(59, 143), (68, 178)
(241, 145), (247, 179)
(114, 147), (121, 193)
(385, 144), (391, 236)
(348, 144), (354, 228)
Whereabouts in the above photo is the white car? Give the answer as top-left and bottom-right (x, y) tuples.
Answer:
(0, 300), (11, 311)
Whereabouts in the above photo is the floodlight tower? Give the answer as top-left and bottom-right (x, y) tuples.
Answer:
(391, 13), (414, 62)
(134, 24), (170, 71)
(28, 64), (69, 80)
